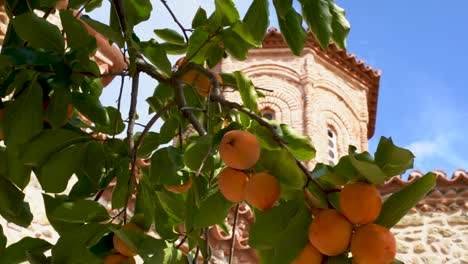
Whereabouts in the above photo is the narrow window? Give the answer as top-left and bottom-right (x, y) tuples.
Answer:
(261, 108), (275, 120)
(327, 127), (338, 165)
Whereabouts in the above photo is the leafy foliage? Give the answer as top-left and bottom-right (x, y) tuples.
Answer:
(0, 1), (431, 263)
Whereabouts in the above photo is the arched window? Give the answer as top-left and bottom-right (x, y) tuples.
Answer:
(261, 108), (275, 120)
(327, 127), (338, 166)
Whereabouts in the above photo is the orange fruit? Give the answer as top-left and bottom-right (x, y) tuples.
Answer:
(339, 182), (382, 224)
(245, 172), (280, 211)
(164, 178), (193, 194)
(113, 223), (142, 257)
(292, 243), (323, 264)
(181, 69), (222, 97)
(351, 223), (396, 264)
(104, 254), (136, 264)
(309, 209), (353, 256)
(219, 130), (260, 170)
(218, 167), (249, 202)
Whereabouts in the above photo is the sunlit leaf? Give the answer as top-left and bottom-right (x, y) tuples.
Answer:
(154, 28), (185, 45)
(276, 8), (306, 55)
(299, 0), (332, 49)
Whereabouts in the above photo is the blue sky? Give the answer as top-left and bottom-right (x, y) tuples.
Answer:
(95, 1), (467, 176)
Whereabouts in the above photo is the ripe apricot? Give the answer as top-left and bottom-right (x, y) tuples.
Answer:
(308, 209), (353, 256)
(292, 243), (323, 264)
(218, 167), (249, 202)
(339, 182), (382, 224)
(245, 172), (280, 211)
(219, 130), (260, 170)
(104, 254), (136, 264)
(113, 223), (142, 257)
(351, 223), (396, 264)
(181, 69), (222, 97)
(164, 178), (193, 194)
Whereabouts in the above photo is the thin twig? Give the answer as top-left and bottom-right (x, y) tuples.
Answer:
(75, 0), (93, 18)
(229, 204), (240, 264)
(113, 75), (125, 140)
(134, 102), (175, 150)
(160, 0), (189, 42)
(174, 79), (207, 136)
(195, 145), (213, 176)
(203, 228), (211, 264)
(194, 245), (200, 264)
(175, 235), (188, 249)
(136, 58), (168, 82)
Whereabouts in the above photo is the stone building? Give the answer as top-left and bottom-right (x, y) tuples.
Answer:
(207, 29), (468, 264)
(0, 3), (466, 263)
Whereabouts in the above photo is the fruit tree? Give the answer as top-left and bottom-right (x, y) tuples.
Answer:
(0, 0), (436, 263)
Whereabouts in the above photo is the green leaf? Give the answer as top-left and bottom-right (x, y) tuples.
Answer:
(0, 237), (52, 264)
(186, 28), (210, 64)
(329, 1), (350, 50)
(154, 28), (185, 45)
(141, 40), (172, 76)
(391, 259), (405, 264)
(374, 136), (415, 177)
(38, 143), (86, 193)
(0, 225), (6, 255)
(94, 106), (125, 135)
(3, 80), (42, 146)
(156, 190), (187, 223)
(221, 29), (250, 60)
(72, 92), (110, 127)
(68, 0), (103, 12)
(273, 0), (292, 19)
(349, 151), (386, 184)
(111, 157), (132, 209)
(256, 148), (305, 192)
(234, 71), (258, 112)
(159, 115), (179, 144)
(160, 42), (187, 55)
(123, 0), (152, 29)
(22, 129), (87, 167)
(44, 86), (72, 129)
(375, 173), (436, 229)
(60, 10), (97, 52)
(248, 120), (281, 150)
(243, 0), (269, 42)
(146, 246), (185, 264)
(0, 176), (33, 227)
(49, 199), (110, 223)
(149, 147), (184, 186)
(299, 0), (333, 49)
(184, 135), (214, 174)
(324, 254), (353, 264)
(214, 0), (240, 26)
(42, 194), (81, 235)
(11, 13), (64, 53)
(80, 15), (124, 47)
(51, 223), (108, 264)
(0, 47), (63, 66)
(277, 8), (306, 55)
(192, 7), (208, 28)
(137, 132), (160, 158)
(280, 124), (316, 161)
(206, 44), (225, 68)
(192, 190), (233, 228)
(134, 181), (156, 231)
(5, 146), (32, 189)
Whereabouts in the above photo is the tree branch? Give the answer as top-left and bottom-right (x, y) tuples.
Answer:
(160, 0), (189, 42)
(174, 79), (207, 136)
(229, 204), (240, 264)
(136, 58), (168, 82)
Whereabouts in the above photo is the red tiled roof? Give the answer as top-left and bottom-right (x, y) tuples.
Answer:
(261, 28), (381, 139)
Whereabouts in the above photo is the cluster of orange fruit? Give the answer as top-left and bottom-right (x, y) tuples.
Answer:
(104, 223), (142, 264)
(217, 130), (281, 211)
(177, 57), (223, 97)
(294, 183), (396, 264)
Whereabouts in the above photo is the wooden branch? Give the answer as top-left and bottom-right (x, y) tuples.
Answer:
(134, 102), (175, 151)
(160, 0), (189, 42)
(174, 79), (207, 136)
(229, 204), (240, 264)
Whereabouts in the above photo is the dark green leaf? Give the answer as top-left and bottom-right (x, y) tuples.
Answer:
(5, 146), (32, 189)
(159, 115), (179, 144)
(22, 129), (87, 167)
(3, 80), (42, 145)
(60, 10), (97, 52)
(38, 143), (86, 193)
(192, 7), (208, 28)
(185, 28), (210, 64)
(49, 199), (110, 223)
(42, 194), (81, 235)
(0, 176), (33, 227)
(12, 13), (64, 53)
(299, 0), (332, 49)
(160, 42), (187, 55)
(243, 0), (269, 42)
(111, 157), (132, 209)
(280, 124), (316, 161)
(68, 0), (103, 12)
(0, 225), (6, 255)
(123, 0), (152, 29)
(234, 71), (258, 112)
(327, 192), (341, 210)
(324, 254), (352, 264)
(94, 106), (125, 135)
(154, 28), (185, 45)
(141, 40), (172, 76)
(80, 15), (124, 47)
(375, 136), (415, 177)
(329, 2), (350, 50)
(0, 47), (63, 66)
(44, 86), (72, 129)
(192, 190), (233, 228)
(214, 0), (240, 26)
(221, 29), (250, 60)
(149, 147), (184, 186)
(184, 135), (214, 173)
(277, 8), (306, 55)
(156, 190), (186, 223)
(26, 252), (48, 264)
(273, 0), (292, 19)
(375, 173), (436, 229)
(137, 132), (160, 158)
(134, 181), (156, 231)
(0, 237), (52, 264)
(391, 259), (405, 264)
(72, 92), (110, 126)
(206, 44), (225, 68)
(349, 151), (386, 184)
